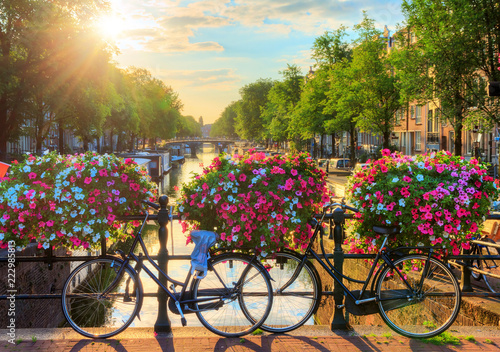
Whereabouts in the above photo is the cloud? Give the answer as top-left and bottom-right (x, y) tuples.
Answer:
(157, 68), (241, 91)
(118, 0), (403, 54)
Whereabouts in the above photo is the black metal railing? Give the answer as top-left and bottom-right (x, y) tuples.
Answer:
(1, 197), (500, 332)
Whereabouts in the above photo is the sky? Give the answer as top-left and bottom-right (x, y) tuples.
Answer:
(99, 0), (405, 125)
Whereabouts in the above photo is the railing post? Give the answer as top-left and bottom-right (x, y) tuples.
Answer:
(461, 253), (474, 292)
(154, 195), (171, 332)
(331, 207), (348, 330)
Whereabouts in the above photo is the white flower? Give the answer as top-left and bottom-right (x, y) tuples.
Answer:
(42, 242), (50, 249)
(0, 233), (3, 240)
(260, 251), (268, 258)
(392, 177), (399, 182)
(442, 232), (449, 238)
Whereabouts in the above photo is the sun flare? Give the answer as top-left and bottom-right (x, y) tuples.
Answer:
(96, 15), (126, 39)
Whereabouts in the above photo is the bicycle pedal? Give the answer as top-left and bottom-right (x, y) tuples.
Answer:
(181, 317), (187, 327)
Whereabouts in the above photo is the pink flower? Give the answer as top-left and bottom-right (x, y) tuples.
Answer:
(28, 172), (37, 179)
(84, 177), (92, 184)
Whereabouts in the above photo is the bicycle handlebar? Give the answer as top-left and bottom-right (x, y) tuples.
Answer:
(323, 202), (359, 213)
(142, 200), (160, 210)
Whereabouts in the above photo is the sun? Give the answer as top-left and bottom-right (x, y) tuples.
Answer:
(95, 14), (126, 39)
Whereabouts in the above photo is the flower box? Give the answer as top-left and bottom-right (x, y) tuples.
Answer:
(345, 150), (499, 255)
(176, 151), (330, 257)
(0, 152), (157, 250)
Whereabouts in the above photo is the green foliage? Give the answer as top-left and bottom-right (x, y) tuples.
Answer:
(262, 64), (303, 143)
(235, 79), (275, 141)
(397, 0), (500, 155)
(419, 332), (461, 345)
(211, 101), (239, 138)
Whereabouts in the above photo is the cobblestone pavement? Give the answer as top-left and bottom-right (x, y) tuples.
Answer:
(1, 333), (500, 352)
(1, 326), (499, 352)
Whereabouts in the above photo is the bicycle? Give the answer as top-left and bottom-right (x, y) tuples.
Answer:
(61, 200), (273, 338)
(449, 235), (499, 293)
(256, 202), (461, 338)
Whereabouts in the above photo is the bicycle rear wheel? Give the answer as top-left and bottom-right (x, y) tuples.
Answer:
(478, 238), (499, 293)
(258, 251), (321, 333)
(62, 257), (143, 338)
(191, 253), (273, 337)
(376, 255), (461, 338)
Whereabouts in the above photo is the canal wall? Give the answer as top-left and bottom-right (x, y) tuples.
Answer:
(0, 244), (71, 328)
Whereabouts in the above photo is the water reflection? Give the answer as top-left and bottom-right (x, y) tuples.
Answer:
(131, 147), (220, 327)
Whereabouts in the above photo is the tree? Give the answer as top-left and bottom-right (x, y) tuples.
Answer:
(234, 78), (274, 141)
(351, 14), (402, 148)
(397, 0), (500, 155)
(293, 27), (352, 157)
(211, 101), (238, 138)
(0, 0), (110, 159)
(176, 115), (202, 137)
(261, 64), (303, 150)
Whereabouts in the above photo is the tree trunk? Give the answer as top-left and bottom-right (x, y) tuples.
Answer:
(331, 133), (336, 157)
(109, 130), (114, 152)
(454, 122), (463, 156)
(383, 131), (391, 149)
(349, 125), (357, 166)
(320, 135), (324, 158)
(58, 122), (64, 154)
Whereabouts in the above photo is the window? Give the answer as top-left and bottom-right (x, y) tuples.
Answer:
(415, 131), (421, 151)
(410, 106), (415, 119)
(427, 110), (434, 132)
(415, 106), (422, 124)
(395, 109), (401, 125)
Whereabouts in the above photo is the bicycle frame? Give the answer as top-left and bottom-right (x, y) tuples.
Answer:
(277, 205), (437, 307)
(101, 210), (257, 318)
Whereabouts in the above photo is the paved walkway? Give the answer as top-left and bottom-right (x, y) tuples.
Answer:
(1, 326), (499, 352)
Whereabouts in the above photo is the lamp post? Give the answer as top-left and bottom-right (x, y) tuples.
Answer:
(471, 127), (481, 161)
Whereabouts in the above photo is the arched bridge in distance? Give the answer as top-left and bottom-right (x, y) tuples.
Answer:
(163, 138), (243, 156)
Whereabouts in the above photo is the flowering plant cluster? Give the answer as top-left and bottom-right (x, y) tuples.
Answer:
(176, 151), (331, 257)
(0, 152), (157, 250)
(345, 150), (499, 256)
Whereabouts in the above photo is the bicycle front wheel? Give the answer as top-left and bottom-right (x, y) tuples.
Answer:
(191, 253), (273, 337)
(259, 251), (321, 333)
(376, 255), (461, 338)
(62, 257), (143, 338)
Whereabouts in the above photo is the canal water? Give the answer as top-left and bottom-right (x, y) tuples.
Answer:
(131, 146), (219, 327)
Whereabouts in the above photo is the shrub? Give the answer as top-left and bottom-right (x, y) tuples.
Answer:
(344, 150), (499, 255)
(176, 150), (331, 257)
(0, 152), (157, 250)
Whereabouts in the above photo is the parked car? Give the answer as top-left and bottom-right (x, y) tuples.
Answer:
(329, 158), (352, 169)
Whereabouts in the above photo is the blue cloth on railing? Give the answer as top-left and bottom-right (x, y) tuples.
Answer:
(190, 230), (218, 279)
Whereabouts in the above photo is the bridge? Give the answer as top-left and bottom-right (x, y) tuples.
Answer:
(163, 138), (242, 157)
